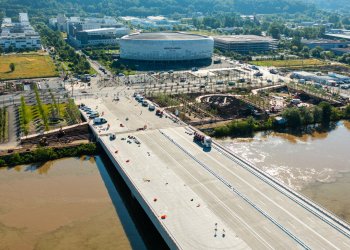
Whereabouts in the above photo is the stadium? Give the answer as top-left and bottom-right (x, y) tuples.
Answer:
(119, 32), (214, 62)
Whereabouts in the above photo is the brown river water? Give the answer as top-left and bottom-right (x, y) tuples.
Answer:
(0, 157), (131, 250)
(222, 121), (350, 223)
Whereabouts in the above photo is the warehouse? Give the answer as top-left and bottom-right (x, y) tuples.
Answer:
(302, 39), (349, 50)
(119, 32), (214, 61)
(214, 35), (277, 54)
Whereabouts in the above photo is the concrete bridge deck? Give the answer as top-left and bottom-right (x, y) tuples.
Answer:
(78, 90), (350, 249)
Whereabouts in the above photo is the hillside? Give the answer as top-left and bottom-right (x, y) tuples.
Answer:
(307, 0), (350, 11)
(0, 0), (316, 18)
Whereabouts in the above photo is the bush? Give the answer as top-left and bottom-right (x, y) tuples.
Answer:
(0, 143), (99, 167)
(282, 107), (302, 128)
(343, 105), (350, 119)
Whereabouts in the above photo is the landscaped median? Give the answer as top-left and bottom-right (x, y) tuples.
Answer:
(18, 91), (82, 136)
(0, 143), (99, 167)
(0, 107), (8, 143)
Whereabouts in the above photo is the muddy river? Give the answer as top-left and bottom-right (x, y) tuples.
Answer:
(222, 121), (350, 223)
(0, 157), (133, 250)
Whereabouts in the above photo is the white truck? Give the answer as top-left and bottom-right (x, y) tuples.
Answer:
(193, 132), (212, 148)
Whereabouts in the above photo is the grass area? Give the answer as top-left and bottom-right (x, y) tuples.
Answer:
(60, 32), (67, 39)
(250, 59), (327, 68)
(0, 53), (59, 80)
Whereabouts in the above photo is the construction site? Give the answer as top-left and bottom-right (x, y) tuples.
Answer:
(147, 81), (348, 129)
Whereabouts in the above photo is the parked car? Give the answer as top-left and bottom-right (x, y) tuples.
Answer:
(89, 112), (100, 119)
(149, 104), (155, 111)
(93, 117), (107, 125)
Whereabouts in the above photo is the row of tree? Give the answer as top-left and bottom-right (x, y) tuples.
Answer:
(35, 24), (91, 74)
(213, 102), (350, 137)
(0, 143), (98, 167)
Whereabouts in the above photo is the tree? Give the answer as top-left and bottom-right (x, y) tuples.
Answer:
(299, 106), (313, 125)
(344, 105), (350, 119)
(268, 22), (282, 39)
(319, 102), (332, 124)
(313, 106), (323, 123)
(310, 46), (324, 58)
(9, 63), (15, 72)
(282, 107), (302, 128)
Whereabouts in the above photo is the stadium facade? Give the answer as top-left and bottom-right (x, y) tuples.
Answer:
(119, 32), (214, 61)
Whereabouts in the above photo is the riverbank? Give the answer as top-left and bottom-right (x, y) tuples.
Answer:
(210, 103), (350, 138)
(0, 143), (98, 167)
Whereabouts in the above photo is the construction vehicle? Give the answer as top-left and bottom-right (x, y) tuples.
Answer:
(193, 132), (212, 148)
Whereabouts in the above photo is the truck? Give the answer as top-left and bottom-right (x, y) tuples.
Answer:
(193, 132), (212, 148)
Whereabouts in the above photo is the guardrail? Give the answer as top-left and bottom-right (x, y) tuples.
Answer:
(210, 141), (350, 239)
(159, 129), (311, 249)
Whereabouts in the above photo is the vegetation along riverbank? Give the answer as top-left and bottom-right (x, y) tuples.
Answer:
(212, 102), (350, 137)
(0, 143), (98, 167)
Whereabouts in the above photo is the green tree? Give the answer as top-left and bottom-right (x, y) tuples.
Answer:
(313, 106), (323, 123)
(344, 105), (350, 119)
(319, 102), (332, 124)
(9, 63), (15, 72)
(299, 106), (313, 125)
(282, 107), (302, 128)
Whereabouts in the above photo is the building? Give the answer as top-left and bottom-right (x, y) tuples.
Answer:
(119, 32), (214, 61)
(73, 27), (129, 47)
(213, 35), (277, 54)
(0, 13), (41, 51)
(52, 15), (130, 47)
(331, 47), (350, 56)
(325, 29), (350, 41)
(302, 39), (350, 50)
(121, 16), (181, 30)
(291, 71), (350, 85)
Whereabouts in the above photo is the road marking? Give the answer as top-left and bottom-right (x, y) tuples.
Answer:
(141, 132), (276, 250)
(168, 127), (340, 249)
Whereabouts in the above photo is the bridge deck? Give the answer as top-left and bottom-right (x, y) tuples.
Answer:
(79, 94), (350, 249)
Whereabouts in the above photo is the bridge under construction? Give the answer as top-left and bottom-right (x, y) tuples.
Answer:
(78, 90), (350, 249)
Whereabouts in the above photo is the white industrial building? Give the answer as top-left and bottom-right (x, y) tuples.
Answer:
(291, 71), (350, 85)
(121, 16), (181, 30)
(119, 32), (214, 61)
(0, 13), (41, 51)
(214, 35), (277, 54)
